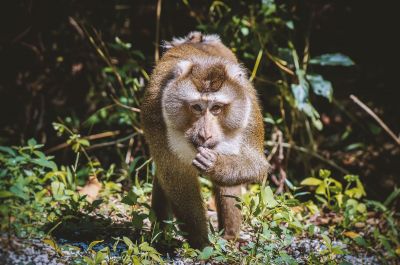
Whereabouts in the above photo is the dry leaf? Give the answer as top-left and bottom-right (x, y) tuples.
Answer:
(343, 231), (359, 239)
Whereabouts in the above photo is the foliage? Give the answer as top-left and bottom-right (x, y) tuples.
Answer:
(0, 139), (89, 238)
(0, 0), (399, 264)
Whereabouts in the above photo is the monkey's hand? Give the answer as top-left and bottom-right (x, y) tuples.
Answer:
(199, 146), (269, 186)
(192, 147), (217, 172)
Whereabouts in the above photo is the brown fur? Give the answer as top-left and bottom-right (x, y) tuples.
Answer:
(141, 32), (269, 248)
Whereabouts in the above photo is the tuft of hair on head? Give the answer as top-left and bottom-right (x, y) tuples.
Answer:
(225, 63), (248, 84)
(175, 60), (193, 77)
(162, 31), (221, 50)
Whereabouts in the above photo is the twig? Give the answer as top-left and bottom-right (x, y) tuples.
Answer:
(110, 95), (140, 113)
(350, 94), (400, 145)
(86, 133), (137, 150)
(249, 50), (263, 82)
(155, 0), (162, 62)
(46, 130), (121, 154)
(266, 141), (349, 175)
(125, 137), (135, 164)
(265, 50), (295, 76)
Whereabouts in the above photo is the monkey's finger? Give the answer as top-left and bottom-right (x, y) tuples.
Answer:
(192, 159), (208, 171)
(201, 149), (217, 161)
(198, 149), (212, 160)
(198, 147), (216, 160)
(196, 153), (213, 167)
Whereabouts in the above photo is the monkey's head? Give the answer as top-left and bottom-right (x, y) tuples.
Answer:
(162, 57), (253, 163)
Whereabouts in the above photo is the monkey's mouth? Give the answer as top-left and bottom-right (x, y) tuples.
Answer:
(192, 140), (217, 149)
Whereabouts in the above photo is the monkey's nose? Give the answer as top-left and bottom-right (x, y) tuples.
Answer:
(198, 134), (212, 144)
(199, 134), (212, 143)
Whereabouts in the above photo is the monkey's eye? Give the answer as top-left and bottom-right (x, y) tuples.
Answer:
(191, 104), (203, 113)
(210, 104), (223, 115)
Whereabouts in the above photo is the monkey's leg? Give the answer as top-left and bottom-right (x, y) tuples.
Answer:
(151, 176), (171, 228)
(214, 185), (242, 240)
(163, 174), (208, 249)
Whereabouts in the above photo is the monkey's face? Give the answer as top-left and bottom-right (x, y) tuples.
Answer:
(162, 58), (252, 164)
(184, 96), (226, 149)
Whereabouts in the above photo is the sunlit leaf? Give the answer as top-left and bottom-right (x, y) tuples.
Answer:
(343, 231), (360, 239)
(300, 177), (322, 186)
(262, 186), (278, 208)
(87, 240), (104, 252)
(310, 53), (355, 66)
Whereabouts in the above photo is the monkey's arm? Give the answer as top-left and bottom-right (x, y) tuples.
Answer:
(193, 146), (269, 186)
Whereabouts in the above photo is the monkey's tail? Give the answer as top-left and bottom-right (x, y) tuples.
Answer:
(162, 31), (221, 50)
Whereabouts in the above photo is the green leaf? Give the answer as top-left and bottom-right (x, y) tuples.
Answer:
(0, 191), (14, 198)
(32, 157), (58, 171)
(262, 186), (278, 208)
(300, 177), (322, 186)
(384, 188), (400, 206)
(94, 247), (108, 264)
(43, 237), (63, 256)
(309, 53), (355, 66)
(291, 84), (308, 105)
(198, 246), (214, 260)
(10, 183), (29, 200)
(121, 190), (138, 206)
(0, 146), (16, 156)
(307, 74), (333, 101)
(87, 240), (104, 252)
(27, 138), (37, 146)
(51, 181), (65, 200)
(319, 169), (331, 178)
(354, 236), (368, 247)
(123, 236), (134, 247)
(316, 184), (326, 195)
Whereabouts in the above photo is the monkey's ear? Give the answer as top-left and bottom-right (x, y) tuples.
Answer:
(175, 60), (193, 77)
(226, 64), (247, 83)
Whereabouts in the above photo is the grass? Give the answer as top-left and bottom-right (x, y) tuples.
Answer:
(1, 140), (399, 264)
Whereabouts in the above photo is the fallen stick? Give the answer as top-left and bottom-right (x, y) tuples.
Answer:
(350, 94), (400, 145)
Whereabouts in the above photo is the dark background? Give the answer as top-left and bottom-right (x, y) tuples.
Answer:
(0, 0), (399, 198)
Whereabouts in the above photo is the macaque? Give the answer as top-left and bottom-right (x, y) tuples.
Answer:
(141, 32), (269, 248)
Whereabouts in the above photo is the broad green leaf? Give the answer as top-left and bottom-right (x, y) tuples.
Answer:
(307, 74), (333, 101)
(354, 236), (368, 247)
(321, 234), (332, 247)
(10, 184), (29, 200)
(291, 84), (308, 105)
(356, 203), (366, 213)
(83, 257), (95, 265)
(316, 184), (326, 195)
(0, 146), (16, 156)
(123, 236), (134, 247)
(94, 247), (109, 264)
(121, 190), (138, 206)
(51, 181), (65, 200)
(262, 186), (278, 208)
(335, 193), (343, 207)
(309, 53), (355, 66)
(42, 171), (67, 185)
(300, 177), (322, 186)
(32, 157), (58, 171)
(198, 246), (214, 260)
